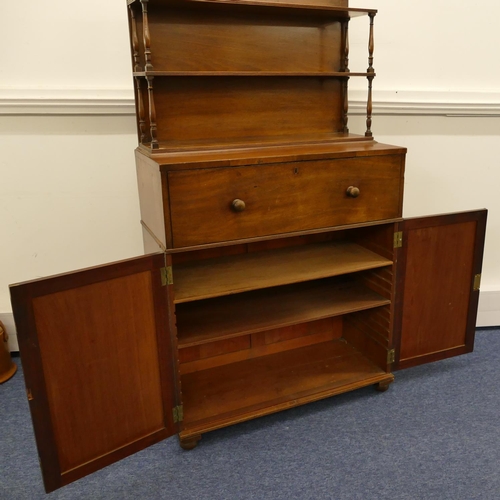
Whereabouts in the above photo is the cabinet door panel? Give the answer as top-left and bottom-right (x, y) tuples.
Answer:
(10, 254), (178, 492)
(394, 210), (487, 370)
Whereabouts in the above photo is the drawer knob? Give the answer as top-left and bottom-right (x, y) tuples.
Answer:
(231, 199), (246, 212)
(346, 186), (360, 198)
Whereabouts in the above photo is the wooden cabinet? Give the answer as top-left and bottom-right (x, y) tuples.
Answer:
(9, 0), (487, 493)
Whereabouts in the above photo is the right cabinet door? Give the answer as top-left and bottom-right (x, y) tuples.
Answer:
(393, 210), (487, 370)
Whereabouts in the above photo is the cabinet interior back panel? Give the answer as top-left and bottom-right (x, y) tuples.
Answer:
(181, 340), (386, 428)
(149, 11), (342, 73)
(154, 77), (343, 143)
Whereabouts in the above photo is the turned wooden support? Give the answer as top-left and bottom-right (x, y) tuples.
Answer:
(341, 20), (350, 134)
(128, 4), (141, 72)
(367, 13), (375, 74)
(135, 77), (147, 144)
(179, 434), (201, 450)
(146, 76), (159, 149)
(365, 75), (374, 138)
(375, 380), (392, 392)
(365, 13), (376, 138)
(342, 78), (349, 134)
(341, 20), (349, 72)
(141, 0), (153, 71)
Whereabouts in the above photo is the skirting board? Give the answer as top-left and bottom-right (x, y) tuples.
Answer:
(476, 290), (500, 328)
(1, 290), (499, 353)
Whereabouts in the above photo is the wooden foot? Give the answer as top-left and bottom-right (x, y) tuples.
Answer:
(179, 434), (201, 450)
(375, 380), (392, 392)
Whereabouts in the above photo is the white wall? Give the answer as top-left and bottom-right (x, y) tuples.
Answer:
(1, 0), (499, 350)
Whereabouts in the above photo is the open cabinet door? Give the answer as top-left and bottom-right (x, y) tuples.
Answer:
(9, 253), (180, 493)
(393, 210), (487, 370)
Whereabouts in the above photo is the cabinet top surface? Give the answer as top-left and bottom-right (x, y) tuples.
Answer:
(137, 140), (407, 170)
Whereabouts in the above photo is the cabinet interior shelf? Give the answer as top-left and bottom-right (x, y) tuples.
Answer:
(176, 278), (390, 348)
(180, 339), (390, 431)
(173, 240), (392, 303)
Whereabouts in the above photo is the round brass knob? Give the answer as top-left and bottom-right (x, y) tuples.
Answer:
(231, 199), (246, 212)
(346, 186), (360, 198)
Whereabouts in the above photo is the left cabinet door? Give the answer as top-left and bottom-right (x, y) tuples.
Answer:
(10, 253), (179, 493)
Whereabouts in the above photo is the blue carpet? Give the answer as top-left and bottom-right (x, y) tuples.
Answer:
(1, 329), (499, 499)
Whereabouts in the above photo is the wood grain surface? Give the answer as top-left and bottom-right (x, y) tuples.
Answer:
(168, 155), (404, 246)
(173, 240), (393, 302)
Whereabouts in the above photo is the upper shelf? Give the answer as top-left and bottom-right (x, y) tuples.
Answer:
(128, 0), (376, 19)
(133, 71), (375, 77)
(173, 240), (392, 303)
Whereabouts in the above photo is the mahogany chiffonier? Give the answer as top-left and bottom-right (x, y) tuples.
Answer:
(10, 0), (486, 492)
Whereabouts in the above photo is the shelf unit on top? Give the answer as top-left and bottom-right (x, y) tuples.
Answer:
(127, 0), (377, 152)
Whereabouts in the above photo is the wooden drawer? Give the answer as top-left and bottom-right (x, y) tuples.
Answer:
(168, 155), (404, 247)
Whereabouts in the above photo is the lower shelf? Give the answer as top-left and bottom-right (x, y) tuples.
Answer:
(141, 132), (372, 155)
(180, 340), (393, 437)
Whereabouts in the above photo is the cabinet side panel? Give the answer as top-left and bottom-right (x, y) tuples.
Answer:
(396, 211), (487, 369)
(136, 151), (169, 249)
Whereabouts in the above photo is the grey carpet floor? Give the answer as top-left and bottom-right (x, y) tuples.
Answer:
(1, 329), (499, 500)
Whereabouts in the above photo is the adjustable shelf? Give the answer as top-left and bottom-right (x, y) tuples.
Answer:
(173, 241), (393, 303)
(176, 278), (391, 348)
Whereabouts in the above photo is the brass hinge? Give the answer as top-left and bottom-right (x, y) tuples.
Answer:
(387, 349), (396, 364)
(393, 231), (403, 248)
(161, 266), (173, 286)
(473, 274), (481, 292)
(173, 405), (184, 423)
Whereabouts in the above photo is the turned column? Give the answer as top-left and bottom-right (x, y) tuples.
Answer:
(341, 20), (350, 134)
(146, 76), (159, 150)
(141, 0), (154, 71)
(365, 12), (376, 138)
(129, 4), (147, 144)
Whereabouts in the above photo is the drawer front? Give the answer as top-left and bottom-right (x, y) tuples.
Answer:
(168, 155), (404, 247)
